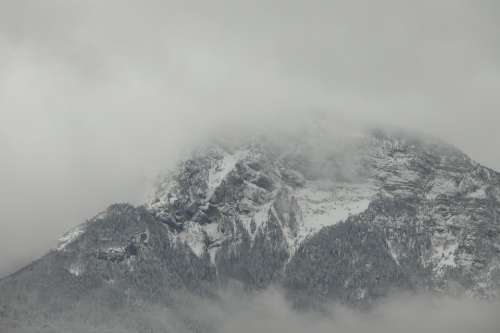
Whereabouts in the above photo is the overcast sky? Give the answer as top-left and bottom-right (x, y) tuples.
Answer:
(1, 0), (499, 277)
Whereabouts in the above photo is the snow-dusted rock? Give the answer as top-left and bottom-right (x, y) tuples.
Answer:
(1, 128), (500, 315)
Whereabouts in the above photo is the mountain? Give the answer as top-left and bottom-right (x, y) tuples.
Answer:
(1, 128), (500, 329)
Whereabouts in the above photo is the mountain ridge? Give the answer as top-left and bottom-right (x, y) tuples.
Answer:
(1, 128), (499, 326)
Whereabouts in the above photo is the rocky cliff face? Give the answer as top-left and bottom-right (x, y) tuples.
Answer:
(1, 129), (499, 320)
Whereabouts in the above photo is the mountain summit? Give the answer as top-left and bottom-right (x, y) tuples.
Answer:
(1, 129), (500, 326)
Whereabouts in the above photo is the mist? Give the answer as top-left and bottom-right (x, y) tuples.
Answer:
(4, 288), (500, 332)
(176, 289), (500, 333)
(1, 0), (500, 277)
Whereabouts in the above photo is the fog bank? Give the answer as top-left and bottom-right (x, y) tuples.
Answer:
(3, 288), (500, 333)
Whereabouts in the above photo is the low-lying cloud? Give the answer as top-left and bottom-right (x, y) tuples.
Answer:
(187, 289), (500, 333)
(4, 288), (500, 333)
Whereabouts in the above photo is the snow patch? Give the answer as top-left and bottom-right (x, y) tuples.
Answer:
(105, 279), (116, 285)
(295, 182), (374, 243)
(387, 240), (400, 265)
(102, 246), (126, 254)
(467, 187), (487, 199)
(207, 149), (248, 200)
(426, 177), (459, 200)
(68, 263), (84, 277)
(126, 257), (135, 272)
(57, 224), (87, 251)
(432, 234), (459, 276)
(252, 203), (272, 229)
(355, 288), (367, 300)
(178, 221), (223, 261)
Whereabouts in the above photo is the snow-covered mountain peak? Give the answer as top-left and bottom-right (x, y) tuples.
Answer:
(3, 129), (499, 320)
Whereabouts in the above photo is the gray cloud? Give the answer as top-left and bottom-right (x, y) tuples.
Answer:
(178, 289), (500, 333)
(1, 0), (499, 276)
(5, 288), (500, 332)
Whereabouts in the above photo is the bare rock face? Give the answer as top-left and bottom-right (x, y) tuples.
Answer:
(1, 129), (500, 320)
